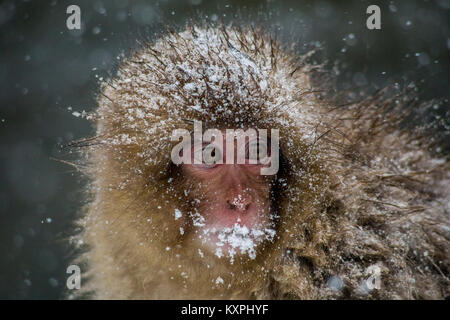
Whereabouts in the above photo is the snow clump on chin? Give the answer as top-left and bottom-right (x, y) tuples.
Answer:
(200, 222), (276, 264)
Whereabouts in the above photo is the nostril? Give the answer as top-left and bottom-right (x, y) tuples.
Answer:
(226, 200), (237, 210)
(227, 199), (251, 213)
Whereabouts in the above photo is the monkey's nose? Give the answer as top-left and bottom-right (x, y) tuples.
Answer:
(226, 197), (251, 213)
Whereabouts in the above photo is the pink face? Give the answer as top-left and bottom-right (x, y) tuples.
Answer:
(181, 133), (275, 258)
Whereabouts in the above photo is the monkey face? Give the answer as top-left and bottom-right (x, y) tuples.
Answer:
(179, 131), (278, 262)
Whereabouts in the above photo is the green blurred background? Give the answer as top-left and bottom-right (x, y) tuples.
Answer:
(0, 0), (448, 299)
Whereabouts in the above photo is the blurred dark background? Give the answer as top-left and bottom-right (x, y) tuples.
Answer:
(0, 0), (448, 299)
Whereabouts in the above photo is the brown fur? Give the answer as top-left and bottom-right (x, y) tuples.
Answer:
(71, 24), (449, 299)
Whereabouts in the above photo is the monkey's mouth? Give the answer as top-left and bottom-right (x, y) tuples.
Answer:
(197, 217), (276, 263)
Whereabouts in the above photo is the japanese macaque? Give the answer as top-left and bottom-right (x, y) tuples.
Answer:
(72, 24), (449, 299)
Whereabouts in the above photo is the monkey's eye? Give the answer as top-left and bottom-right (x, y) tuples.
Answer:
(203, 144), (222, 166)
(246, 139), (271, 165)
(192, 144), (222, 168)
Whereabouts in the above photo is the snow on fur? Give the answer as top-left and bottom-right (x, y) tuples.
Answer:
(72, 24), (450, 300)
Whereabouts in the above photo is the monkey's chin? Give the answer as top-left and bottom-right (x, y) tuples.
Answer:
(197, 219), (276, 264)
